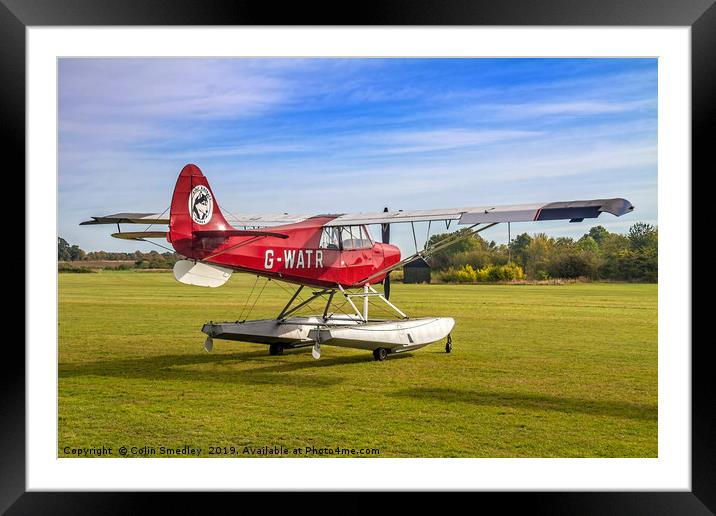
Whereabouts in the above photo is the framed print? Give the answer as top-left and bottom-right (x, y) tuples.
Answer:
(6, 0), (710, 513)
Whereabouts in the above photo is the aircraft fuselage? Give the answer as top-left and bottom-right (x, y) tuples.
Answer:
(169, 216), (401, 288)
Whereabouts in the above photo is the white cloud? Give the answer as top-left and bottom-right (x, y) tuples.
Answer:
(353, 128), (542, 155)
(494, 99), (654, 117)
(60, 59), (291, 119)
(58, 59), (299, 156)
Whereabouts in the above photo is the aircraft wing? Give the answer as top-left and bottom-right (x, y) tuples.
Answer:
(323, 198), (634, 226)
(81, 199), (633, 228)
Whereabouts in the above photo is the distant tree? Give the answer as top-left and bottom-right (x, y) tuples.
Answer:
(524, 233), (552, 279)
(509, 233), (532, 268)
(588, 225), (609, 245)
(58, 238), (87, 261)
(58, 237), (72, 261)
(601, 249), (657, 282)
(599, 233), (630, 256)
(427, 230), (486, 253)
(554, 237), (576, 252)
(69, 245), (86, 261)
(427, 230), (486, 269)
(448, 248), (494, 270)
(577, 235), (599, 253)
(549, 251), (600, 279)
(628, 222), (658, 251)
(491, 243), (510, 266)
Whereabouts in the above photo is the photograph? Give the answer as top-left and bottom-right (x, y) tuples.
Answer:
(58, 57), (658, 459)
(0, 0), (708, 505)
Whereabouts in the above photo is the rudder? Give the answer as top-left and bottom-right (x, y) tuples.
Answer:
(168, 164), (231, 258)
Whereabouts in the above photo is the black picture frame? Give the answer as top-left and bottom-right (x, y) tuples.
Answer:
(6, 1), (708, 513)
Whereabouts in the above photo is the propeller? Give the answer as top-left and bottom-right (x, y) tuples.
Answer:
(381, 207), (391, 300)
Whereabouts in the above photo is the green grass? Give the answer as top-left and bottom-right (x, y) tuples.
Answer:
(58, 271), (657, 457)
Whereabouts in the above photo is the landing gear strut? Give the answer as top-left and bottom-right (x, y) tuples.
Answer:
(269, 343), (284, 356)
(373, 347), (388, 361)
(445, 334), (452, 353)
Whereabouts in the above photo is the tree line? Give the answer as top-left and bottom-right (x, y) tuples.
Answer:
(58, 237), (181, 270)
(428, 222), (657, 283)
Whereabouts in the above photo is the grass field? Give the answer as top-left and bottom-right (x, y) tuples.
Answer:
(58, 271), (657, 458)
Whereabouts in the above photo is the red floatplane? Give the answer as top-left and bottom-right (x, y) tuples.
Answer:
(82, 164), (634, 360)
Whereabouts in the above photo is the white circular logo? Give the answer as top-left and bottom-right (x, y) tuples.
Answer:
(189, 185), (213, 225)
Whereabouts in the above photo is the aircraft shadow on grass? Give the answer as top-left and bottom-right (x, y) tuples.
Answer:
(394, 387), (657, 421)
(58, 348), (410, 388)
(58, 353), (653, 420)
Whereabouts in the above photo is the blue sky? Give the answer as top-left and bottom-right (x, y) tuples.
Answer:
(59, 58), (657, 253)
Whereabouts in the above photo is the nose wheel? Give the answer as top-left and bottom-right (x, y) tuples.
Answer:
(269, 343), (284, 356)
(445, 334), (452, 353)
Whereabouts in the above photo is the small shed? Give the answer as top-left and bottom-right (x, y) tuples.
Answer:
(403, 257), (431, 284)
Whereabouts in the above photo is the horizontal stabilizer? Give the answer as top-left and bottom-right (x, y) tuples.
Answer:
(173, 260), (233, 288)
(193, 229), (288, 239)
(111, 231), (167, 241)
(81, 213), (170, 225)
(81, 212), (309, 227)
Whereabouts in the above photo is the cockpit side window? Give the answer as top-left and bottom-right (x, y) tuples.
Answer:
(319, 227), (341, 249)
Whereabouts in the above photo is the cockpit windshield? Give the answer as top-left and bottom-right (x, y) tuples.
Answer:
(340, 225), (373, 249)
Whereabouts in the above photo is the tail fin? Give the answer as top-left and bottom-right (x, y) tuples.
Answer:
(168, 164), (232, 258)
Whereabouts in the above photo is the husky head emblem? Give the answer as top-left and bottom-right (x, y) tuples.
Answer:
(189, 185), (213, 225)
